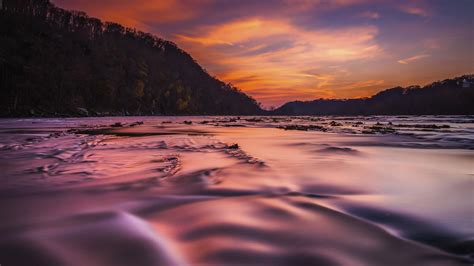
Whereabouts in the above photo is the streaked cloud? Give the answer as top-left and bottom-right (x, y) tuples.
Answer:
(175, 18), (382, 105)
(177, 18), (380, 59)
(360, 11), (380, 19)
(51, 0), (473, 107)
(399, 6), (429, 17)
(53, 0), (210, 30)
(398, 54), (430, 64)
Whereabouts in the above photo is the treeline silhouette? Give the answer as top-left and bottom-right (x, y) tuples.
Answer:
(0, 0), (262, 116)
(275, 75), (474, 115)
(0, 1), (472, 117)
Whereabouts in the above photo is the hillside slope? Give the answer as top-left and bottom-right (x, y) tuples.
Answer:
(0, 0), (262, 116)
(275, 75), (474, 115)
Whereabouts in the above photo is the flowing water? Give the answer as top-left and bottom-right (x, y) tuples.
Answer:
(0, 116), (472, 265)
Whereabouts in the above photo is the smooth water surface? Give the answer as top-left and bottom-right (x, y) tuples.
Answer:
(0, 116), (472, 265)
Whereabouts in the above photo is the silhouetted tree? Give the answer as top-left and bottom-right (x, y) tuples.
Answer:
(274, 75), (474, 115)
(0, 0), (261, 116)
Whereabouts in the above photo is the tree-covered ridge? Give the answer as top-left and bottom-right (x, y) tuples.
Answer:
(0, 0), (262, 116)
(275, 75), (474, 115)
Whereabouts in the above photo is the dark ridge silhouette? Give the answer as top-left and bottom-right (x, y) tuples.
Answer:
(0, 0), (262, 116)
(274, 75), (474, 115)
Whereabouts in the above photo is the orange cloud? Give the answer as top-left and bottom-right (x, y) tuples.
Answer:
(283, 0), (368, 10)
(52, 0), (472, 107)
(322, 79), (385, 97)
(400, 6), (429, 17)
(53, 0), (209, 30)
(177, 18), (382, 106)
(398, 54), (430, 64)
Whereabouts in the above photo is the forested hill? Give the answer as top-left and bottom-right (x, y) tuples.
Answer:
(274, 75), (474, 115)
(0, 0), (262, 116)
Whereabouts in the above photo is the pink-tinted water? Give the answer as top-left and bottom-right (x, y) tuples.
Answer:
(0, 116), (472, 265)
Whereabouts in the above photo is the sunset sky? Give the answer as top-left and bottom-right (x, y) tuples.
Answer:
(52, 0), (473, 107)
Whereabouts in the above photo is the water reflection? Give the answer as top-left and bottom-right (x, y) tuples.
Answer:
(0, 116), (472, 265)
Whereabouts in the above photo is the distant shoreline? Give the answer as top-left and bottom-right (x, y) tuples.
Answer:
(1, 114), (474, 119)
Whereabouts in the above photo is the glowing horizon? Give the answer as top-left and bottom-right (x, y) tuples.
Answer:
(52, 0), (473, 107)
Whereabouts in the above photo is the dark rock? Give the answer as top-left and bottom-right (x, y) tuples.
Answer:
(76, 107), (89, 117)
(394, 124), (450, 129)
(365, 126), (396, 134)
(110, 122), (123, 127)
(278, 125), (327, 132)
(129, 121), (144, 127)
(228, 143), (239, 149)
(245, 117), (264, 122)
